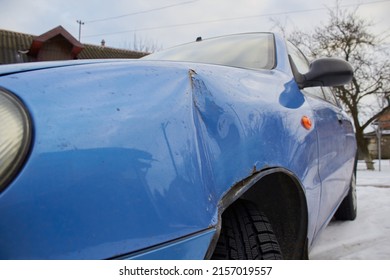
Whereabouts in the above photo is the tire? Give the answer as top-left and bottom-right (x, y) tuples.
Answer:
(335, 173), (357, 220)
(211, 199), (283, 260)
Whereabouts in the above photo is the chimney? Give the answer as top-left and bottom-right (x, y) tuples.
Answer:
(101, 39), (105, 47)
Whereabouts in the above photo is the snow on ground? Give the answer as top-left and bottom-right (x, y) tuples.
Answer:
(310, 160), (390, 260)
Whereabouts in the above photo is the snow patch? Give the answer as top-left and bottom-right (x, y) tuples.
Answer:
(310, 160), (390, 259)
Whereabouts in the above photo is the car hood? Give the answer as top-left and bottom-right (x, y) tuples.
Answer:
(0, 59), (127, 76)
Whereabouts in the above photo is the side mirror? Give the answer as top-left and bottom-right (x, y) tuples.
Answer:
(299, 58), (353, 89)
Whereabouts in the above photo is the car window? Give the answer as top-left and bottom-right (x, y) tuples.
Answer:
(286, 41), (310, 74)
(304, 87), (326, 100)
(287, 42), (326, 99)
(287, 42), (342, 105)
(143, 33), (276, 70)
(322, 87), (339, 106)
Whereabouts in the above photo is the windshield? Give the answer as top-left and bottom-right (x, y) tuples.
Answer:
(143, 33), (275, 70)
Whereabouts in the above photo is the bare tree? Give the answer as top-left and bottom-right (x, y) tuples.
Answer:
(132, 33), (163, 53)
(280, 4), (390, 169)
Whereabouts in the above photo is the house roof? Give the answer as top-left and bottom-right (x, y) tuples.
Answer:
(0, 29), (35, 64)
(0, 27), (147, 64)
(366, 109), (390, 136)
(28, 26), (84, 58)
(78, 43), (147, 59)
(374, 109), (390, 130)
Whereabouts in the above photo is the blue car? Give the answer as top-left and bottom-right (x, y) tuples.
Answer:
(0, 33), (356, 260)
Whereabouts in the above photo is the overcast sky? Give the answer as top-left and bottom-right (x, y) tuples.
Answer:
(1, 0), (389, 50)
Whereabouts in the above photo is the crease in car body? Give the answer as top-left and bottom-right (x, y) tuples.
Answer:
(188, 68), (283, 235)
(188, 68), (252, 180)
(187, 68), (267, 233)
(187, 68), (219, 225)
(190, 67), (294, 182)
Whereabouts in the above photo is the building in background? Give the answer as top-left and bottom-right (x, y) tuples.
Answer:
(366, 110), (390, 159)
(0, 26), (147, 65)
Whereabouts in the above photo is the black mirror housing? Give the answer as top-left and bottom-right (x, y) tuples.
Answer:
(300, 58), (353, 88)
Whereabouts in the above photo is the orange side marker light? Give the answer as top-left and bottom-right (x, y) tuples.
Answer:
(301, 116), (312, 130)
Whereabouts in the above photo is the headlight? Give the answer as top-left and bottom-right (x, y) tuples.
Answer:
(0, 88), (32, 192)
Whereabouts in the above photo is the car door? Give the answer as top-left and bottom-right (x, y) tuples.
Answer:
(287, 42), (355, 234)
(303, 87), (352, 230)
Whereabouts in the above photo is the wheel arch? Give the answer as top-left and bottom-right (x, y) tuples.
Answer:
(206, 168), (308, 259)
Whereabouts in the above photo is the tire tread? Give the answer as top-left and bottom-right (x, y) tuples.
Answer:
(211, 200), (283, 260)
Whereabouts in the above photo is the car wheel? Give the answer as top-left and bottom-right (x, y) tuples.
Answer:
(335, 173), (357, 221)
(211, 199), (283, 260)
